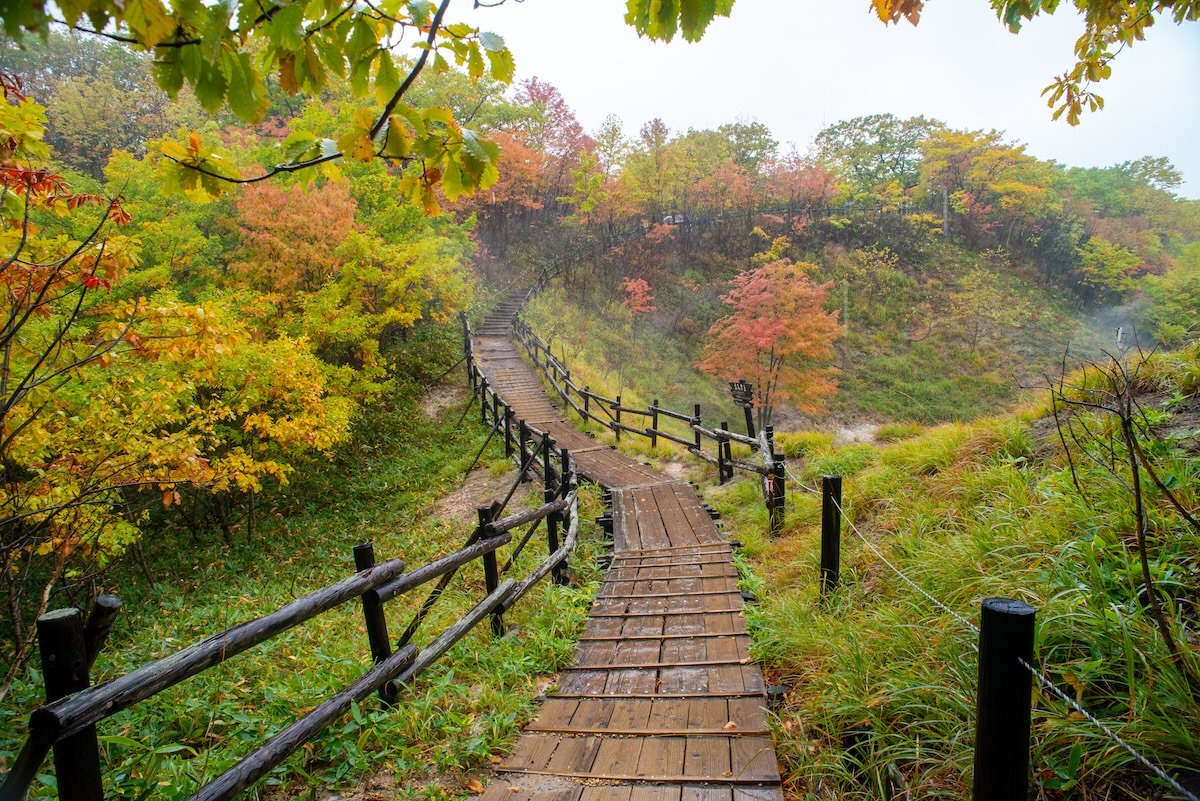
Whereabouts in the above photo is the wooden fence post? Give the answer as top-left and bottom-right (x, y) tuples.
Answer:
(83, 595), (122, 669)
(583, 386), (590, 418)
(479, 378), (489, 426)
(718, 421), (732, 485)
(765, 426), (785, 537)
(543, 436), (560, 579)
(518, 420), (530, 483)
(37, 608), (103, 801)
(554, 446), (571, 586)
(820, 475), (842, 596)
(353, 542), (395, 703)
(693, 404), (702, 451)
(491, 391), (500, 433)
(771, 457), (786, 536)
(504, 406), (514, 458)
(974, 599), (1035, 801)
(614, 396), (621, 441)
(650, 400), (659, 449)
(479, 506), (505, 636)
(461, 312), (474, 389)
(742, 404), (756, 443)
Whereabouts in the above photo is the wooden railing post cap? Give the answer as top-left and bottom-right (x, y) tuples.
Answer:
(982, 598), (1035, 618)
(39, 607), (81, 624)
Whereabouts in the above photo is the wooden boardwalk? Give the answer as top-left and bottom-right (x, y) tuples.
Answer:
(473, 299), (782, 801)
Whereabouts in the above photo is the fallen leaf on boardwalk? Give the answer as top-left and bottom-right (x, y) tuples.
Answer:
(467, 780), (485, 794)
(723, 721), (738, 729)
(488, 756), (502, 763)
(509, 787), (521, 793)
(722, 771), (733, 777)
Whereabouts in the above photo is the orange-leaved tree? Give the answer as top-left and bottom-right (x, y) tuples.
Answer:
(698, 257), (841, 428)
(0, 75), (357, 699)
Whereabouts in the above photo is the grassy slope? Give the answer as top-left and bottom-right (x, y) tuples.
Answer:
(0, 384), (605, 800)
(702, 345), (1200, 798)
(529, 236), (1114, 428)
(519, 277), (1198, 796)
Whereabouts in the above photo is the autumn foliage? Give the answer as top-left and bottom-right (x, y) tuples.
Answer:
(698, 258), (842, 423)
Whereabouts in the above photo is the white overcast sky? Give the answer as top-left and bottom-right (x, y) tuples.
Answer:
(460, 0), (1200, 198)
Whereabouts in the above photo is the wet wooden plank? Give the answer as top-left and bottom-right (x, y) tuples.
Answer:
(684, 735), (732, 778)
(729, 736), (780, 782)
(630, 787), (681, 801)
(579, 788), (631, 801)
(635, 736), (686, 778)
(681, 788), (734, 801)
(590, 737), (644, 777)
(475, 308), (781, 798)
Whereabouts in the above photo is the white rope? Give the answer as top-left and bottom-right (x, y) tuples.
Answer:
(825, 494), (1195, 798)
(782, 464), (821, 495)
(830, 494), (981, 644)
(1018, 657), (1200, 801)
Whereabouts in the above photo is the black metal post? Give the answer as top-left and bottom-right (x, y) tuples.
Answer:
(973, 598), (1035, 801)
(820, 475), (842, 596)
(37, 608), (103, 801)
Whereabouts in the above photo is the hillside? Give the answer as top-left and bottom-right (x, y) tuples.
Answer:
(500, 250), (1200, 796)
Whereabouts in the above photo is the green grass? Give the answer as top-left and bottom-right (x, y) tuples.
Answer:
(0, 388), (606, 800)
(702, 365), (1200, 798)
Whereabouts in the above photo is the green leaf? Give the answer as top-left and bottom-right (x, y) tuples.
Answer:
(460, 128), (498, 164)
(625, 0), (734, 42)
(151, 50), (184, 96)
(408, 0), (434, 27)
(375, 49), (400, 104)
(98, 735), (152, 750)
(122, 0), (175, 48)
(191, 57), (228, 114)
(223, 49), (269, 123)
(441, 158), (466, 201)
(382, 118), (412, 159)
(347, 17), (380, 62)
(486, 48), (514, 83)
(280, 131), (319, 162)
(264, 3), (305, 50)
(467, 41), (484, 80)
(423, 106), (455, 127)
(478, 31), (505, 52)
(200, 4), (230, 65)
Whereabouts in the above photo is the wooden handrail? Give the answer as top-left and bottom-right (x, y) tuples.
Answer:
(29, 558), (409, 744)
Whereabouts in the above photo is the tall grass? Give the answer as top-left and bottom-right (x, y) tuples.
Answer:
(0, 390), (606, 800)
(708, 367), (1200, 798)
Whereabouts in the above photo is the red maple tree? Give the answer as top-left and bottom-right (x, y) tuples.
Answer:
(698, 259), (841, 424)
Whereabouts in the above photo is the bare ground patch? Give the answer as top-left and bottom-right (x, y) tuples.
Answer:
(421, 381), (467, 419)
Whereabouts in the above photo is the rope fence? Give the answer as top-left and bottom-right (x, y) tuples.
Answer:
(812, 477), (1197, 801)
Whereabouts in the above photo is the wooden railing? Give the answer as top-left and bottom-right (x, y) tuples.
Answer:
(465, 278), (786, 537)
(0, 390), (579, 801)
